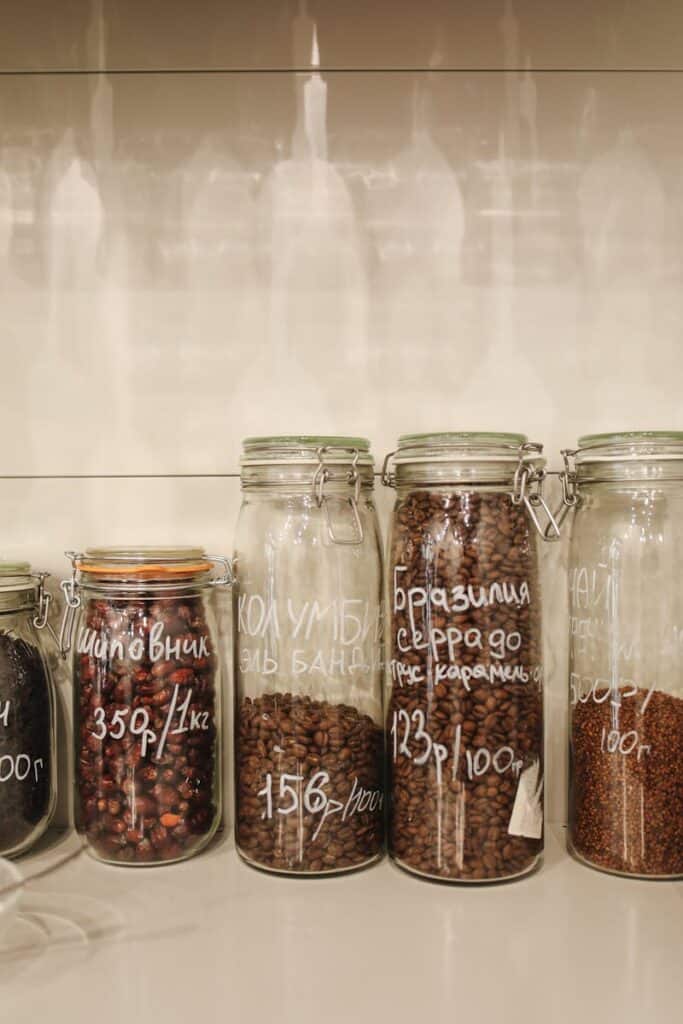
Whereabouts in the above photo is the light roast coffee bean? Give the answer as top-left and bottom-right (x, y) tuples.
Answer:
(236, 693), (384, 873)
(388, 490), (544, 881)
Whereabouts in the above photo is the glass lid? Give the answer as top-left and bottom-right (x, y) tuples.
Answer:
(0, 561), (36, 593)
(576, 431), (683, 466)
(399, 431), (528, 447)
(75, 547), (212, 579)
(385, 432), (544, 487)
(573, 431), (683, 483)
(241, 435), (374, 466)
(396, 432), (533, 459)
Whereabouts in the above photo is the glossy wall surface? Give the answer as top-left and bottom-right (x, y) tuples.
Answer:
(1, 0), (682, 826)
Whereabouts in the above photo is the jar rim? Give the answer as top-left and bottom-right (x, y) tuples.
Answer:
(241, 436), (374, 469)
(578, 431), (683, 451)
(243, 435), (370, 452)
(0, 561), (39, 599)
(398, 431), (529, 450)
(75, 547), (212, 581)
(0, 561), (31, 576)
(575, 432), (683, 480)
(388, 433), (544, 487)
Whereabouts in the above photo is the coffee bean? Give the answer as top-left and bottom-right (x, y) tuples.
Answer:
(387, 489), (544, 881)
(74, 593), (220, 865)
(236, 693), (384, 874)
(570, 687), (683, 876)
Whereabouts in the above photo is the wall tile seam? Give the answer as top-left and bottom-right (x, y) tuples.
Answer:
(2, 66), (683, 75)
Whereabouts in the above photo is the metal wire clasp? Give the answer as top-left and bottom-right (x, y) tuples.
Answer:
(206, 555), (234, 587)
(512, 444), (562, 542)
(381, 450), (397, 488)
(58, 551), (83, 659)
(31, 571), (60, 648)
(312, 447), (364, 546)
(546, 448), (579, 537)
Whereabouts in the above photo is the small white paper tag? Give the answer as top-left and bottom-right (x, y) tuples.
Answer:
(507, 761), (543, 839)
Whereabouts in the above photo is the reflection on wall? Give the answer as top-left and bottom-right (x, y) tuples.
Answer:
(0, 3), (683, 472)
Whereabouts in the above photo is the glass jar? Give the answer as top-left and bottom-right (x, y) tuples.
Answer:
(383, 433), (560, 882)
(0, 563), (57, 858)
(234, 436), (385, 875)
(564, 432), (683, 879)
(60, 547), (231, 866)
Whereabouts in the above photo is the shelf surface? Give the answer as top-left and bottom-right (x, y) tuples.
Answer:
(2, 827), (681, 1023)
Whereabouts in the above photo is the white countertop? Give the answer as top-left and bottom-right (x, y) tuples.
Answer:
(2, 827), (681, 1024)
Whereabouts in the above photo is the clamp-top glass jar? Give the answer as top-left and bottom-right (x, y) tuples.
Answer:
(61, 547), (231, 866)
(383, 433), (559, 883)
(0, 563), (57, 858)
(234, 436), (385, 875)
(563, 432), (683, 878)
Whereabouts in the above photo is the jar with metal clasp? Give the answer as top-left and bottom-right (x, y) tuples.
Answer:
(381, 433), (562, 882)
(234, 436), (385, 875)
(559, 433), (683, 878)
(0, 563), (57, 858)
(60, 547), (231, 866)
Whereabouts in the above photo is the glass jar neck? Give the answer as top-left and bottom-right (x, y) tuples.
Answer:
(77, 579), (211, 598)
(240, 463), (375, 493)
(393, 461), (537, 489)
(0, 592), (37, 616)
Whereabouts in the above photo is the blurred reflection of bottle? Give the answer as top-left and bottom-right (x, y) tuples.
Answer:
(578, 129), (677, 417)
(577, 87), (599, 162)
(0, 157), (20, 291)
(579, 129), (668, 286)
(499, 0), (521, 159)
(44, 127), (103, 355)
(519, 56), (539, 205)
(245, 16), (367, 437)
(177, 130), (257, 459)
(455, 127), (554, 431)
(365, 74), (465, 414)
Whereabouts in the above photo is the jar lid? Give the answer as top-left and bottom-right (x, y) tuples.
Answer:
(384, 432), (545, 488)
(574, 431), (683, 482)
(577, 431), (683, 454)
(396, 431), (533, 458)
(75, 547), (213, 581)
(241, 435), (374, 466)
(0, 561), (37, 593)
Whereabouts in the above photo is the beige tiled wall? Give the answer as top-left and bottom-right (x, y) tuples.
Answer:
(1, 1), (680, 826)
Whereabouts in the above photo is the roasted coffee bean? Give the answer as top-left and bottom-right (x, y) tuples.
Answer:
(0, 634), (53, 856)
(236, 693), (384, 874)
(570, 687), (683, 876)
(387, 490), (544, 881)
(75, 594), (219, 865)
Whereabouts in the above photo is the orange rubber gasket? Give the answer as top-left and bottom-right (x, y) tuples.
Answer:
(77, 561), (212, 578)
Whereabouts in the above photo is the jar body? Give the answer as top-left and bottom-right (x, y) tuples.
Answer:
(568, 483), (683, 878)
(0, 611), (56, 858)
(73, 586), (222, 865)
(234, 486), (385, 874)
(387, 485), (544, 881)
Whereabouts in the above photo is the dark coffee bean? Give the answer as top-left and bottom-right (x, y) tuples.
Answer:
(570, 687), (683, 876)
